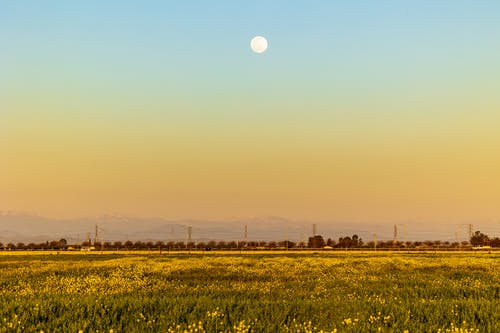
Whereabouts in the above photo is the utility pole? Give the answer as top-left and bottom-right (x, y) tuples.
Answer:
(393, 225), (398, 246)
(286, 225), (289, 250)
(187, 226), (192, 244)
(402, 224), (406, 245)
(101, 227), (104, 251)
(312, 224), (317, 237)
(94, 224), (98, 247)
(458, 223), (472, 244)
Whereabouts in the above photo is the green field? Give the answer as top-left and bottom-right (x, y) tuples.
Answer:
(0, 252), (498, 332)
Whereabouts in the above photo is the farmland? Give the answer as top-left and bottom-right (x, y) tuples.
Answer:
(0, 252), (498, 332)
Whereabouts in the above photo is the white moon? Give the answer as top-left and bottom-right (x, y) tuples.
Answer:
(250, 36), (268, 53)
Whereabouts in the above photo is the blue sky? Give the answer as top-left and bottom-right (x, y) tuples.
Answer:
(2, 1), (500, 223)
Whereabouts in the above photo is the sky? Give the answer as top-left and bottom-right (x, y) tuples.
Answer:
(1, 1), (500, 225)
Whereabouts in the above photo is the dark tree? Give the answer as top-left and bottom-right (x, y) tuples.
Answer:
(352, 234), (363, 247)
(421, 240), (432, 247)
(470, 231), (489, 246)
(338, 236), (352, 248)
(308, 235), (325, 248)
(59, 238), (68, 248)
(366, 241), (375, 248)
(326, 238), (336, 247)
(175, 241), (186, 249)
(278, 240), (295, 248)
(392, 240), (403, 248)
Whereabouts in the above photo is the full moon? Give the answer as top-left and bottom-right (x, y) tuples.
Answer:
(250, 36), (268, 53)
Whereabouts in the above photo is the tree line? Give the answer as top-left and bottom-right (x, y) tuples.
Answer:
(1, 230), (498, 250)
(308, 231), (500, 249)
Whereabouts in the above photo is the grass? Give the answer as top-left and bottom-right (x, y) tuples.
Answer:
(0, 252), (498, 332)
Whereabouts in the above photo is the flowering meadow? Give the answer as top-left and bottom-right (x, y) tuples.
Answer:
(0, 252), (498, 332)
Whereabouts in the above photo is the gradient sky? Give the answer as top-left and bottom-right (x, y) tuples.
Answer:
(1, 1), (500, 223)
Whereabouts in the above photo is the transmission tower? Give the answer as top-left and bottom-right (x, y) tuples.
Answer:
(94, 224), (98, 246)
(393, 225), (398, 245)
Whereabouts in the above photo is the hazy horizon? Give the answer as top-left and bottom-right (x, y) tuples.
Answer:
(1, 211), (499, 244)
(2, 1), (500, 224)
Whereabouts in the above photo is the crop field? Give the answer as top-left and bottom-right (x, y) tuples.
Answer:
(0, 252), (498, 333)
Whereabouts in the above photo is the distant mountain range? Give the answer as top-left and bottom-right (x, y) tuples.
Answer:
(0, 212), (498, 244)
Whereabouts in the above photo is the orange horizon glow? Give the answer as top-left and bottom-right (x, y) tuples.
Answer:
(2, 1), (500, 223)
